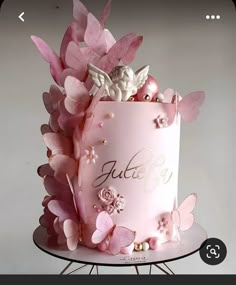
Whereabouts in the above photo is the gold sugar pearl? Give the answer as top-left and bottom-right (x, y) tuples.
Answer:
(144, 94), (151, 101)
(156, 92), (164, 102)
(134, 243), (143, 252)
(102, 139), (108, 145)
(128, 96), (135, 102)
(106, 112), (115, 119)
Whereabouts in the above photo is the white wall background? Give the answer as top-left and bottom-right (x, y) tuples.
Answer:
(0, 0), (235, 274)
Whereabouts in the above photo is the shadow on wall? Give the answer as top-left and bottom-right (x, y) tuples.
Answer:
(0, 0), (4, 10)
(233, 0), (236, 9)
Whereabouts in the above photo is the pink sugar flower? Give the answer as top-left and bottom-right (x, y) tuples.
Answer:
(98, 187), (117, 205)
(113, 195), (126, 213)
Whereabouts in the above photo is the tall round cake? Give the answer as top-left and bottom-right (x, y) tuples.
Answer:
(79, 101), (180, 244)
(32, 0), (205, 255)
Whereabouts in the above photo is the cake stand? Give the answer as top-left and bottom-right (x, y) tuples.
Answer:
(33, 223), (207, 275)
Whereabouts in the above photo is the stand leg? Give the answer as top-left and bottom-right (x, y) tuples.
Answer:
(60, 261), (73, 275)
(96, 265), (99, 275)
(67, 264), (89, 275)
(89, 265), (95, 275)
(134, 265), (140, 275)
(163, 263), (175, 275)
(149, 265), (152, 275)
(154, 264), (171, 275)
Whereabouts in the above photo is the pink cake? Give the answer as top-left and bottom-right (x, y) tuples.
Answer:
(32, 0), (205, 255)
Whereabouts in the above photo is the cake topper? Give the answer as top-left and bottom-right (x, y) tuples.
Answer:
(88, 63), (149, 101)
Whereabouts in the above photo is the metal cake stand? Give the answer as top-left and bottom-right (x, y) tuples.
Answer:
(33, 223), (207, 275)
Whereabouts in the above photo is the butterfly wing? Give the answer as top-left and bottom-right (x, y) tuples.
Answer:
(65, 41), (87, 79)
(72, 0), (89, 42)
(135, 65), (150, 90)
(178, 91), (205, 123)
(88, 63), (112, 91)
(122, 36), (143, 65)
(40, 124), (52, 135)
(64, 76), (90, 115)
(84, 13), (108, 56)
(163, 88), (175, 102)
(176, 193), (197, 231)
(49, 85), (64, 109)
(171, 209), (182, 241)
(103, 29), (116, 52)
(109, 226), (136, 255)
(48, 200), (77, 223)
(49, 154), (76, 184)
(104, 33), (141, 69)
(43, 133), (72, 155)
(43, 92), (53, 114)
(99, 0), (112, 27)
(31, 36), (63, 85)
(63, 219), (79, 251)
(91, 211), (113, 244)
(37, 164), (54, 178)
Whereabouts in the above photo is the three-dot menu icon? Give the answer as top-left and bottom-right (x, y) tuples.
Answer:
(206, 15), (221, 20)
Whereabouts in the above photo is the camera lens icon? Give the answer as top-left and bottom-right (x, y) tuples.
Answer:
(200, 238), (227, 265)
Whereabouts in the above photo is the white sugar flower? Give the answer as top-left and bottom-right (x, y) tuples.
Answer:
(83, 146), (98, 164)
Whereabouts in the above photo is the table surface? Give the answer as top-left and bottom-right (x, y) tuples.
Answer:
(33, 223), (207, 267)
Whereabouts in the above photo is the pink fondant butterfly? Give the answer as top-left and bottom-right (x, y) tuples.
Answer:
(175, 91), (205, 123)
(171, 193), (197, 240)
(31, 35), (63, 85)
(92, 211), (136, 255)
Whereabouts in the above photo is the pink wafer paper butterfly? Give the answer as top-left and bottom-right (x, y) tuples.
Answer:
(92, 211), (136, 255)
(171, 193), (197, 240)
(175, 91), (205, 123)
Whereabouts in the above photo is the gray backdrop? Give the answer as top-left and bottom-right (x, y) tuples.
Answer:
(0, 0), (235, 274)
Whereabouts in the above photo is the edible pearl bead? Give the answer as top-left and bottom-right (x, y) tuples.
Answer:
(144, 94), (151, 101)
(107, 112), (115, 119)
(155, 92), (164, 102)
(102, 139), (107, 145)
(136, 75), (159, 101)
(142, 242), (150, 251)
(134, 243), (143, 252)
(128, 96), (135, 101)
(98, 122), (104, 128)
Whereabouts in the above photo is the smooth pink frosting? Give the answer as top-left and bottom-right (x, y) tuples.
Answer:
(77, 101), (180, 243)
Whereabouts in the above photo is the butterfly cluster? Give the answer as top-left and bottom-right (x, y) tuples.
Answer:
(33, 0), (144, 253)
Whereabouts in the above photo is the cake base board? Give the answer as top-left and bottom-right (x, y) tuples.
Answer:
(33, 223), (207, 267)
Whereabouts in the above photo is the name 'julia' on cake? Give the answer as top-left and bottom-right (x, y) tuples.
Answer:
(32, 0), (205, 255)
